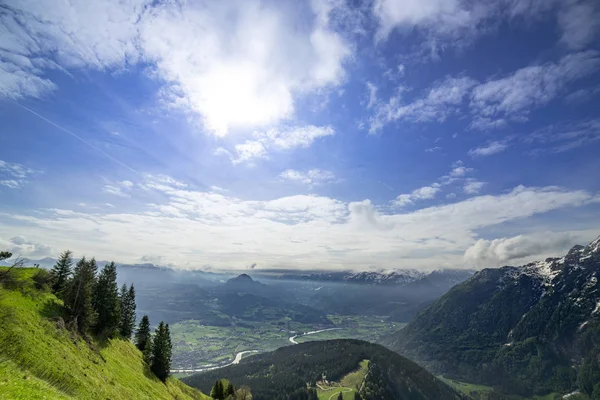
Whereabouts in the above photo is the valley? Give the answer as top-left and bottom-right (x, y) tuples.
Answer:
(170, 314), (401, 372)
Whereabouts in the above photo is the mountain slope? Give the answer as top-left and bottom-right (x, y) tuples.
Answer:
(0, 267), (208, 400)
(182, 339), (464, 400)
(391, 236), (600, 397)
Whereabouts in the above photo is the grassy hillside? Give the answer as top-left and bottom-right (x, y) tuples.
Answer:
(0, 267), (208, 400)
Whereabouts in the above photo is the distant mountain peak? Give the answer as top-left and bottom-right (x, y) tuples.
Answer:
(567, 244), (585, 255)
(225, 274), (257, 287)
(234, 273), (253, 281)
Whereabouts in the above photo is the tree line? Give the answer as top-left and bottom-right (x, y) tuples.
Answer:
(44, 250), (174, 383)
(209, 379), (252, 400)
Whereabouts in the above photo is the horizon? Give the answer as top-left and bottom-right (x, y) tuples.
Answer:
(1, 0), (600, 271)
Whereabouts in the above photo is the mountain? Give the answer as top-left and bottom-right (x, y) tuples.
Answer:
(0, 267), (208, 400)
(182, 339), (464, 400)
(306, 269), (476, 321)
(391, 235), (600, 398)
(276, 268), (473, 286)
(344, 269), (426, 284)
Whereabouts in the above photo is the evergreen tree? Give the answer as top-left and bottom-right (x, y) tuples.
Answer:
(135, 315), (152, 352)
(337, 392), (343, 400)
(50, 250), (73, 297)
(119, 283), (136, 339)
(93, 262), (121, 337)
(210, 379), (224, 400)
(225, 381), (235, 397)
(150, 321), (172, 382)
(64, 257), (97, 333)
(142, 335), (153, 365)
(353, 392), (361, 400)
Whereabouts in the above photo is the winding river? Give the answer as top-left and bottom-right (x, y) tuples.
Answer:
(171, 350), (258, 373)
(172, 327), (344, 373)
(288, 328), (342, 344)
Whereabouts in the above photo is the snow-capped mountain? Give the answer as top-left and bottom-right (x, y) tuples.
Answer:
(393, 235), (600, 397)
(277, 268), (474, 286)
(343, 269), (426, 284)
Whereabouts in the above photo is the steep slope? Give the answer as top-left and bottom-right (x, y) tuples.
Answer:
(0, 268), (208, 400)
(183, 339), (464, 400)
(391, 236), (600, 397)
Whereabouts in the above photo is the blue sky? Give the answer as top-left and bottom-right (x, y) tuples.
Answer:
(1, 0), (599, 271)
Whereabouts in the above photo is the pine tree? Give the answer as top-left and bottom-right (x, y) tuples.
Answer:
(337, 392), (343, 400)
(135, 315), (152, 353)
(210, 380), (224, 400)
(119, 283), (136, 339)
(225, 381), (235, 397)
(150, 321), (172, 382)
(64, 257), (97, 333)
(50, 250), (73, 297)
(353, 392), (361, 400)
(93, 262), (121, 337)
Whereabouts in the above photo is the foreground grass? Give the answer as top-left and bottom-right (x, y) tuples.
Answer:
(0, 267), (208, 400)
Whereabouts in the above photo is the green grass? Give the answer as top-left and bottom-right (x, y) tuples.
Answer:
(0, 267), (209, 400)
(316, 359), (369, 400)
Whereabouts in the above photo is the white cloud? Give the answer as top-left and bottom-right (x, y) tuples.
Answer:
(463, 179), (486, 194)
(468, 116), (507, 131)
(469, 141), (510, 156)
(373, 0), (481, 41)
(557, 0), (600, 50)
(450, 166), (473, 177)
(210, 186), (227, 193)
(1, 0), (352, 135)
(526, 119), (600, 153)
(0, 160), (40, 189)
(0, 235), (52, 258)
(0, 180), (23, 189)
(565, 84), (600, 104)
(370, 51), (600, 132)
(369, 76), (477, 132)
(280, 169), (336, 186)
(102, 180), (136, 197)
(226, 125), (335, 164)
(470, 51), (600, 120)
(373, 0), (600, 52)
(463, 230), (590, 266)
(425, 146), (442, 152)
(140, 0), (350, 136)
(1, 178), (598, 270)
(394, 184), (441, 207)
(366, 82), (378, 109)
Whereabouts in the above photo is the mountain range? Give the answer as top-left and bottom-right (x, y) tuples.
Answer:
(391, 235), (600, 398)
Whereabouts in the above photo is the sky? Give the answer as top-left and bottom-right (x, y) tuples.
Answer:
(1, 0), (600, 271)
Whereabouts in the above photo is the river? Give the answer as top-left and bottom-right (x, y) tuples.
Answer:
(171, 350), (258, 373)
(288, 328), (342, 344)
(173, 327), (343, 373)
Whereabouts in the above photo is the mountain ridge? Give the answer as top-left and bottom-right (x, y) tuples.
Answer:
(391, 235), (600, 397)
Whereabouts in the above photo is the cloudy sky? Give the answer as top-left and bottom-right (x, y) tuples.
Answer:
(1, 0), (599, 271)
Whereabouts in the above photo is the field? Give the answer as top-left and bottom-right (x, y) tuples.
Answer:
(294, 315), (403, 344)
(316, 360), (369, 400)
(438, 376), (564, 400)
(170, 314), (401, 371)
